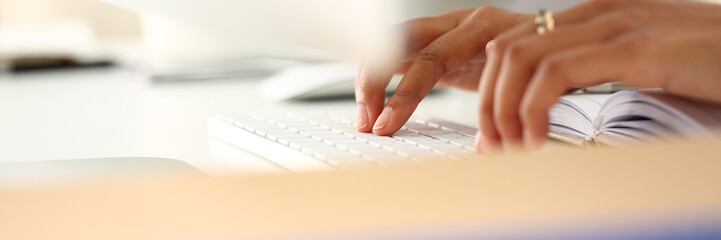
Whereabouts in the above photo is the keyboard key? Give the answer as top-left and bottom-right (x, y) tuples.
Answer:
(392, 129), (419, 136)
(348, 147), (391, 156)
(279, 137), (318, 148)
(312, 149), (354, 160)
(431, 146), (471, 154)
(299, 130), (340, 136)
(289, 126), (329, 132)
(311, 134), (354, 141)
(210, 113), (481, 171)
(449, 137), (475, 147)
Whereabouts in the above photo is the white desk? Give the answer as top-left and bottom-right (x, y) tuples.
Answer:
(0, 68), (491, 175)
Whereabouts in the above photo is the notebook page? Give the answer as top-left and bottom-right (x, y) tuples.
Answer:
(642, 92), (721, 131)
(558, 94), (612, 121)
(598, 91), (721, 140)
(549, 94), (612, 138)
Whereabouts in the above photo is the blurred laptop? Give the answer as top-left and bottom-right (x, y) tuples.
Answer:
(102, 0), (580, 101)
(104, 0), (498, 62)
(103, 0), (584, 82)
(102, 0), (582, 61)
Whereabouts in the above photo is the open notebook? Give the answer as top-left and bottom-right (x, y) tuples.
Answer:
(549, 90), (721, 146)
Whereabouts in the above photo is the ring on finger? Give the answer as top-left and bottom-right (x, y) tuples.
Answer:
(535, 9), (555, 35)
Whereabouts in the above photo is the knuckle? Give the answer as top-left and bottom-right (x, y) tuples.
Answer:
(488, 37), (510, 58)
(478, 114), (496, 134)
(519, 101), (538, 125)
(415, 44), (447, 73)
(493, 108), (516, 128)
(356, 79), (374, 92)
(504, 42), (528, 62)
(479, 102), (494, 120)
(439, 8), (475, 26)
(473, 5), (498, 17)
(416, 46), (441, 63)
(392, 88), (424, 104)
(446, 8), (475, 16)
(537, 57), (566, 80)
(478, 91), (495, 117)
(415, 45), (442, 64)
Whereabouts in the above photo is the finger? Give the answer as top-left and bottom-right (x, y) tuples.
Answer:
(355, 63), (395, 132)
(476, 23), (535, 153)
(397, 54), (485, 76)
(355, 8), (474, 132)
(492, 11), (636, 149)
(395, 60), (412, 75)
(520, 34), (642, 149)
(373, 6), (523, 136)
(399, 8), (476, 57)
(475, 0), (628, 151)
(436, 61), (485, 91)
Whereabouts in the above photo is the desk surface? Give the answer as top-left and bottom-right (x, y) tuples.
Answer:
(0, 68), (525, 175)
(2, 138), (721, 239)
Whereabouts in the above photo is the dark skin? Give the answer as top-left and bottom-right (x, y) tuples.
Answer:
(354, 0), (721, 152)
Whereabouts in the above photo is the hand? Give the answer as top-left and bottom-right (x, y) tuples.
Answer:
(354, 7), (532, 135)
(477, 0), (721, 152)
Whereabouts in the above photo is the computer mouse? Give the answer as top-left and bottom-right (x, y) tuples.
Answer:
(260, 63), (401, 101)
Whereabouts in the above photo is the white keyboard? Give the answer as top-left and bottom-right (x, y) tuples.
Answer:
(208, 113), (482, 172)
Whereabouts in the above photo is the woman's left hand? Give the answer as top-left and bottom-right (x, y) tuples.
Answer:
(476, 0), (721, 152)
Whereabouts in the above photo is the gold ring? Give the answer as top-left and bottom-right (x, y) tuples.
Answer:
(535, 9), (555, 35)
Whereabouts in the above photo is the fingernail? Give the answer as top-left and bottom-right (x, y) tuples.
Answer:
(474, 131), (484, 153)
(481, 136), (501, 154)
(485, 40), (496, 53)
(355, 103), (368, 130)
(372, 107), (392, 131)
(476, 131), (501, 154)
